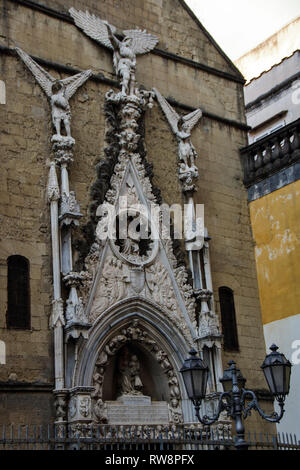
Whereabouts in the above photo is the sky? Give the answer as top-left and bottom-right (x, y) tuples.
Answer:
(185, 0), (300, 61)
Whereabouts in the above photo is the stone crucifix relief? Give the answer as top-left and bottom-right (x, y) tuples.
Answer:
(15, 47), (92, 144)
(153, 88), (202, 193)
(69, 8), (158, 95)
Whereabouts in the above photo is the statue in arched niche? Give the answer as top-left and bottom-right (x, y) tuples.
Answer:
(117, 346), (143, 396)
(91, 320), (183, 424)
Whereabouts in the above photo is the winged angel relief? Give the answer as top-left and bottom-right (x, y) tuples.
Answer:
(69, 8), (158, 95)
(15, 47), (92, 142)
(153, 88), (202, 180)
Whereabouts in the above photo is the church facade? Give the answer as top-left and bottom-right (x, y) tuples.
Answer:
(0, 0), (274, 436)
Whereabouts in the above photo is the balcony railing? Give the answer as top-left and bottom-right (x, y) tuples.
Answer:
(240, 118), (300, 187)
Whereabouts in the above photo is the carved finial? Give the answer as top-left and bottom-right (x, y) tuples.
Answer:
(47, 162), (60, 202)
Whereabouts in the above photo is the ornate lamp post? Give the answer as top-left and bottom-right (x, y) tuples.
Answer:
(180, 345), (292, 450)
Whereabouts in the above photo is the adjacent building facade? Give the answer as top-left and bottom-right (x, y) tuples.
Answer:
(238, 20), (300, 435)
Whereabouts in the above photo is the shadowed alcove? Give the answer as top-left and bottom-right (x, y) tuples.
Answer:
(102, 342), (171, 402)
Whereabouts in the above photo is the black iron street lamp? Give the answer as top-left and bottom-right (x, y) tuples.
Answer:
(180, 345), (292, 450)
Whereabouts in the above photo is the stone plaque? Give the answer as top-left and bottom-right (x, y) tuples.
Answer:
(117, 395), (151, 405)
(106, 400), (169, 424)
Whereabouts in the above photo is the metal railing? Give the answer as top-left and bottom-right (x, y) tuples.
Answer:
(0, 424), (299, 450)
(240, 118), (300, 187)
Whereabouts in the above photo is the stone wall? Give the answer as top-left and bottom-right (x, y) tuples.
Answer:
(0, 0), (273, 432)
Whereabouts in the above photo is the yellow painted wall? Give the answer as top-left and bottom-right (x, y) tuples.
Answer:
(249, 180), (300, 325)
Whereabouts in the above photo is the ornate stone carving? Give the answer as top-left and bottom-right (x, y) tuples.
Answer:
(60, 191), (82, 226)
(195, 289), (221, 339)
(63, 272), (89, 329)
(87, 251), (192, 343)
(153, 88), (202, 193)
(47, 162), (60, 202)
(91, 320), (183, 424)
(117, 348), (143, 396)
(54, 392), (68, 422)
(68, 387), (94, 422)
(50, 298), (65, 328)
(168, 398), (183, 424)
(15, 47), (92, 143)
(93, 399), (108, 423)
(69, 9), (158, 96)
(79, 397), (90, 418)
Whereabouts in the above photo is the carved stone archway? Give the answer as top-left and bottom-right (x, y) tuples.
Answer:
(90, 318), (183, 424)
(71, 298), (196, 425)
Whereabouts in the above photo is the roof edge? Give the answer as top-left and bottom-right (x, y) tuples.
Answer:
(178, 0), (245, 80)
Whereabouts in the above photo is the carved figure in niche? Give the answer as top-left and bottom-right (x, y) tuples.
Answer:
(55, 395), (67, 420)
(168, 398), (183, 424)
(129, 354), (143, 393)
(69, 8), (158, 96)
(167, 370), (181, 399)
(126, 319), (142, 340)
(91, 371), (104, 399)
(79, 397), (90, 417)
(153, 88), (202, 173)
(93, 398), (108, 423)
(117, 347), (143, 396)
(105, 334), (127, 356)
(15, 47), (92, 141)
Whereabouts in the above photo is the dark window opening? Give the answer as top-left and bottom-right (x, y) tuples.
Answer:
(219, 286), (239, 351)
(7, 255), (30, 329)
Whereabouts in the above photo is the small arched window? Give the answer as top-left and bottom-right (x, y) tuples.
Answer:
(219, 286), (239, 351)
(7, 255), (30, 329)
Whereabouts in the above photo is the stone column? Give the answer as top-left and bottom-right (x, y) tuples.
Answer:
(47, 163), (65, 391)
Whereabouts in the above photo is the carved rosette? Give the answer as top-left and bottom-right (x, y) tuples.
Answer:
(91, 320), (183, 424)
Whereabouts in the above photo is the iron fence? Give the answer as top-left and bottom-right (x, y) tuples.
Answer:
(0, 424), (299, 450)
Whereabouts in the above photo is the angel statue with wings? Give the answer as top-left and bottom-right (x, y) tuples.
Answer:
(153, 88), (202, 175)
(15, 47), (92, 142)
(69, 8), (158, 96)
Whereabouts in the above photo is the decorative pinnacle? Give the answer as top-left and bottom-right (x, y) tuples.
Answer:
(47, 162), (60, 202)
(270, 344), (279, 353)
